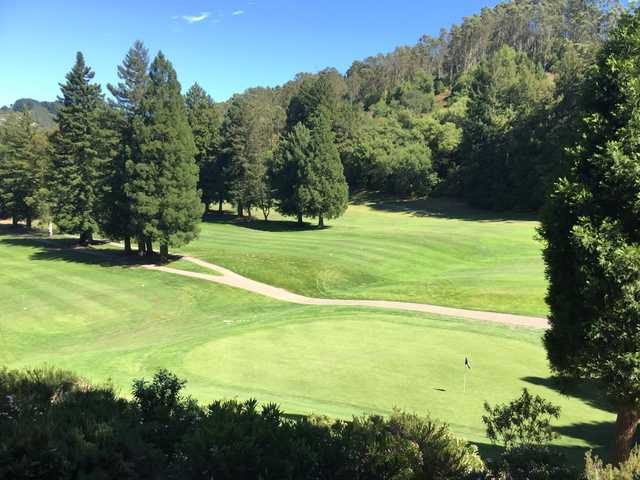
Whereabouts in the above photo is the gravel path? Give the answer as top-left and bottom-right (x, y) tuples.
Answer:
(144, 256), (549, 329)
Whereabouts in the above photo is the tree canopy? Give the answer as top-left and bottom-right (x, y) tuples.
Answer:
(540, 8), (640, 464)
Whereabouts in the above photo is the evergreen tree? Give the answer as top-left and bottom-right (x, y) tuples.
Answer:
(220, 96), (251, 216)
(271, 122), (312, 223)
(108, 40), (149, 117)
(285, 73), (341, 130)
(50, 52), (112, 244)
(460, 46), (554, 210)
(539, 10), (640, 464)
(128, 52), (203, 258)
(299, 111), (348, 227)
(0, 110), (45, 227)
(106, 41), (150, 254)
(220, 90), (283, 218)
(185, 83), (223, 212)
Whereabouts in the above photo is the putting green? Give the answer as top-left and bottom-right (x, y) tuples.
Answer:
(0, 227), (613, 459)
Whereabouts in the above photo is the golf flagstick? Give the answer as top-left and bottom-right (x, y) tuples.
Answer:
(463, 356), (470, 394)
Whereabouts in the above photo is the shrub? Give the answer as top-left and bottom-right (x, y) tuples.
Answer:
(0, 366), (486, 479)
(486, 445), (576, 480)
(584, 447), (640, 480)
(482, 389), (560, 449)
(481, 390), (574, 480)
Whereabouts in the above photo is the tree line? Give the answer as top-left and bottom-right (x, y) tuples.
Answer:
(0, 0), (624, 248)
(0, 43), (350, 256)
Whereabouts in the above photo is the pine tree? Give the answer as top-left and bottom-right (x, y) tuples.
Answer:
(128, 52), (203, 258)
(50, 52), (112, 244)
(285, 73), (340, 131)
(0, 110), (44, 227)
(106, 41), (150, 254)
(185, 83), (222, 212)
(220, 90), (282, 219)
(220, 96), (251, 216)
(108, 40), (149, 117)
(299, 110), (348, 227)
(271, 122), (312, 223)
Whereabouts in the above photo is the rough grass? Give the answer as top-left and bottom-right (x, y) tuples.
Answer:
(184, 196), (547, 316)
(0, 225), (613, 462)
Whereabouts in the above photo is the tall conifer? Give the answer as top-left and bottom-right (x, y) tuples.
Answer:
(300, 111), (348, 226)
(50, 52), (111, 244)
(128, 52), (203, 258)
(185, 83), (222, 212)
(0, 110), (43, 227)
(107, 41), (150, 254)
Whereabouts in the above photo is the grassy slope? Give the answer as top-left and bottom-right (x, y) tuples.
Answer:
(183, 196), (547, 316)
(0, 229), (612, 460)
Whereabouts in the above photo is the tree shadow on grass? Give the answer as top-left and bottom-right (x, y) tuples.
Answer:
(350, 192), (538, 223)
(202, 211), (327, 233)
(0, 232), (180, 269)
(522, 376), (614, 414)
(519, 375), (636, 463)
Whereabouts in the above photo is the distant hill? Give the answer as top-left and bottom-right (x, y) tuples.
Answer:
(0, 98), (59, 129)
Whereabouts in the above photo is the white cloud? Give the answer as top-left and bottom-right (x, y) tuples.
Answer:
(232, 10), (245, 15)
(180, 12), (211, 23)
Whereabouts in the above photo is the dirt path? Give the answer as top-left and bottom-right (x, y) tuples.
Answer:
(143, 256), (549, 329)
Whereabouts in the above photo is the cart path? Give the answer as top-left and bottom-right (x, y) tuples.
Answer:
(143, 256), (549, 329)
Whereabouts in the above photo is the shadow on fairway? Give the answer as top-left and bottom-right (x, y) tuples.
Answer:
(0, 231), (180, 269)
(202, 211), (328, 232)
(520, 375), (622, 461)
(522, 376), (614, 414)
(351, 192), (538, 223)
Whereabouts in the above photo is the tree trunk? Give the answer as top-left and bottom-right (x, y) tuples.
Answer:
(145, 238), (154, 257)
(237, 203), (243, 217)
(26, 216), (32, 229)
(218, 198), (223, 213)
(297, 212), (303, 225)
(79, 231), (93, 246)
(611, 406), (640, 465)
(12, 217), (18, 227)
(124, 236), (132, 255)
(159, 243), (169, 261)
(318, 213), (324, 228)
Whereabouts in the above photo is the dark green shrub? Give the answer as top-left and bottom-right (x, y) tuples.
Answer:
(483, 389), (560, 449)
(489, 445), (576, 480)
(0, 367), (485, 479)
(481, 390), (575, 480)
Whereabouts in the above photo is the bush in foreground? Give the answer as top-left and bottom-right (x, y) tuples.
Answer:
(481, 389), (576, 480)
(584, 447), (640, 480)
(0, 367), (484, 479)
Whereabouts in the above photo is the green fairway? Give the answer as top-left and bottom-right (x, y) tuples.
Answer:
(0, 227), (613, 460)
(183, 196), (547, 316)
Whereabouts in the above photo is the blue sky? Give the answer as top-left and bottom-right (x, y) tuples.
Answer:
(0, 0), (503, 106)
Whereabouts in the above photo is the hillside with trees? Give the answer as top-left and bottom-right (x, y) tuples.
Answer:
(0, 98), (59, 129)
